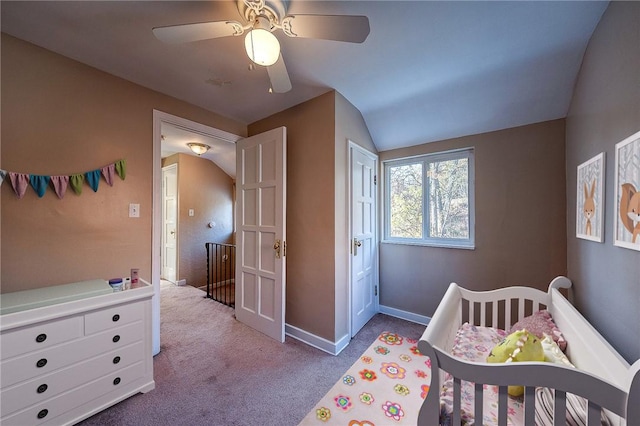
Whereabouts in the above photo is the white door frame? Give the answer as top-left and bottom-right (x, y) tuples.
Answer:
(347, 141), (379, 338)
(152, 110), (241, 356)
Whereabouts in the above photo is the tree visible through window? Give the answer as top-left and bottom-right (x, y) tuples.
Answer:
(385, 149), (474, 248)
(428, 158), (469, 239)
(389, 163), (423, 238)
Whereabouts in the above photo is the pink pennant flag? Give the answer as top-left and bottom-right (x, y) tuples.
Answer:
(101, 163), (115, 186)
(9, 172), (29, 199)
(50, 175), (69, 199)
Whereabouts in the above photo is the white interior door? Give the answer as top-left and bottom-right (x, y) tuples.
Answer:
(350, 143), (379, 336)
(235, 127), (286, 342)
(162, 164), (178, 283)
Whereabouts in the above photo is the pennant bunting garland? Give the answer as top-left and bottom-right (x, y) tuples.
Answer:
(50, 175), (69, 199)
(29, 175), (51, 198)
(4, 159), (126, 200)
(85, 169), (100, 193)
(101, 164), (115, 186)
(9, 172), (29, 199)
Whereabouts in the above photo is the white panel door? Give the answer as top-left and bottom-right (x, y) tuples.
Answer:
(162, 164), (178, 283)
(351, 144), (378, 336)
(236, 127), (286, 342)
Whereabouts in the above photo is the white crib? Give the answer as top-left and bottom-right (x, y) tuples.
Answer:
(417, 276), (640, 425)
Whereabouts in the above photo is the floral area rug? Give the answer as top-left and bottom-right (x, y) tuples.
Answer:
(299, 332), (431, 426)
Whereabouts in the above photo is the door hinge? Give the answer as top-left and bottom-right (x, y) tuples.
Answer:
(283, 240), (286, 257)
(374, 175), (377, 185)
(374, 285), (378, 296)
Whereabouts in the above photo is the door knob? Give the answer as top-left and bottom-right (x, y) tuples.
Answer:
(353, 238), (362, 256)
(170, 230), (175, 236)
(274, 239), (281, 259)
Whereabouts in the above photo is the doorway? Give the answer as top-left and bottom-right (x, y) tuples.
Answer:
(152, 110), (242, 356)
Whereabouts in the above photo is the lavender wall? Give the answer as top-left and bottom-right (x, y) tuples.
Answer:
(565, 2), (640, 363)
(379, 120), (567, 319)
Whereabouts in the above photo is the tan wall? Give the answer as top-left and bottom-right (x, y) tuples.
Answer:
(379, 119), (567, 317)
(334, 92), (377, 339)
(249, 91), (337, 341)
(0, 34), (245, 292)
(566, 2), (640, 363)
(162, 154), (234, 286)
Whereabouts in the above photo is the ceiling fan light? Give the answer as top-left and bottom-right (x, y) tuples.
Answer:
(187, 142), (211, 156)
(245, 28), (280, 66)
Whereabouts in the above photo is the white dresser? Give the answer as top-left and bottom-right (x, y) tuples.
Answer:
(0, 279), (155, 425)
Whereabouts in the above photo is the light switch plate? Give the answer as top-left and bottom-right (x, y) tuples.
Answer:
(129, 203), (140, 218)
(188, 209), (194, 217)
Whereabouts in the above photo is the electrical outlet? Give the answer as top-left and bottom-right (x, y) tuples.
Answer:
(129, 203), (140, 218)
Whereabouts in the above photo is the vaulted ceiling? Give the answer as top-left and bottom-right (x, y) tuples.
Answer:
(1, 1), (608, 152)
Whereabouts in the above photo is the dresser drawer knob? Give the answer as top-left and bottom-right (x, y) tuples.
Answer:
(112, 314), (120, 322)
(37, 409), (48, 419)
(36, 358), (48, 368)
(113, 377), (121, 385)
(37, 384), (48, 394)
(113, 356), (121, 364)
(35, 333), (47, 343)
(112, 335), (121, 343)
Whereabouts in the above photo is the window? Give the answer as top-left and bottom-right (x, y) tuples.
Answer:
(384, 148), (474, 248)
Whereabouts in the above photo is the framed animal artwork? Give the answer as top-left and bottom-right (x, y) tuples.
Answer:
(614, 130), (640, 251)
(577, 152), (605, 242)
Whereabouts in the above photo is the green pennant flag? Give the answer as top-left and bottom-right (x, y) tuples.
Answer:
(70, 174), (84, 195)
(115, 159), (126, 180)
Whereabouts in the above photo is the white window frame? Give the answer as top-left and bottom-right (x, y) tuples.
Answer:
(382, 148), (475, 249)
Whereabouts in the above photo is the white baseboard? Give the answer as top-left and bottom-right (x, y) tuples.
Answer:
(176, 279), (186, 286)
(379, 305), (431, 326)
(285, 323), (350, 356)
(284, 308), (429, 356)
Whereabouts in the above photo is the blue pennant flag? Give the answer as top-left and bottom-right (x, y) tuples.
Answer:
(29, 174), (51, 198)
(85, 169), (101, 192)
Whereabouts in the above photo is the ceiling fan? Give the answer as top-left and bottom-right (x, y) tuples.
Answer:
(152, 0), (370, 93)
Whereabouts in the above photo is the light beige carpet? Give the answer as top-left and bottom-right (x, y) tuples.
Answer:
(299, 332), (431, 425)
(78, 283), (426, 426)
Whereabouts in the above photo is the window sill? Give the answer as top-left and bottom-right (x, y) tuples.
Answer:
(381, 240), (475, 250)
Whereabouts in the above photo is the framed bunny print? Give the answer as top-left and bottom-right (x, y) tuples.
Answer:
(614, 130), (640, 251)
(577, 152), (605, 242)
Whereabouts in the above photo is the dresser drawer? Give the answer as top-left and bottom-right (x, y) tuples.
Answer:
(0, 316), (83, 360)
(1, 360), (145, 425)
(1, 341), (145, 418)
(84, 302), (144, 335)
(1, 320), (143, 388)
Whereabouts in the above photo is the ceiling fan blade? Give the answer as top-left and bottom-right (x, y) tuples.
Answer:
(281, 15), (370, 43)
(153, 21), (244, 44)
(267, 55), (292, 93)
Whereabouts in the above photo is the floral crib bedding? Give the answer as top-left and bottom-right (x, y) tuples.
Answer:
(438, 322), (611, 426)
(438, 323), (523, 425)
